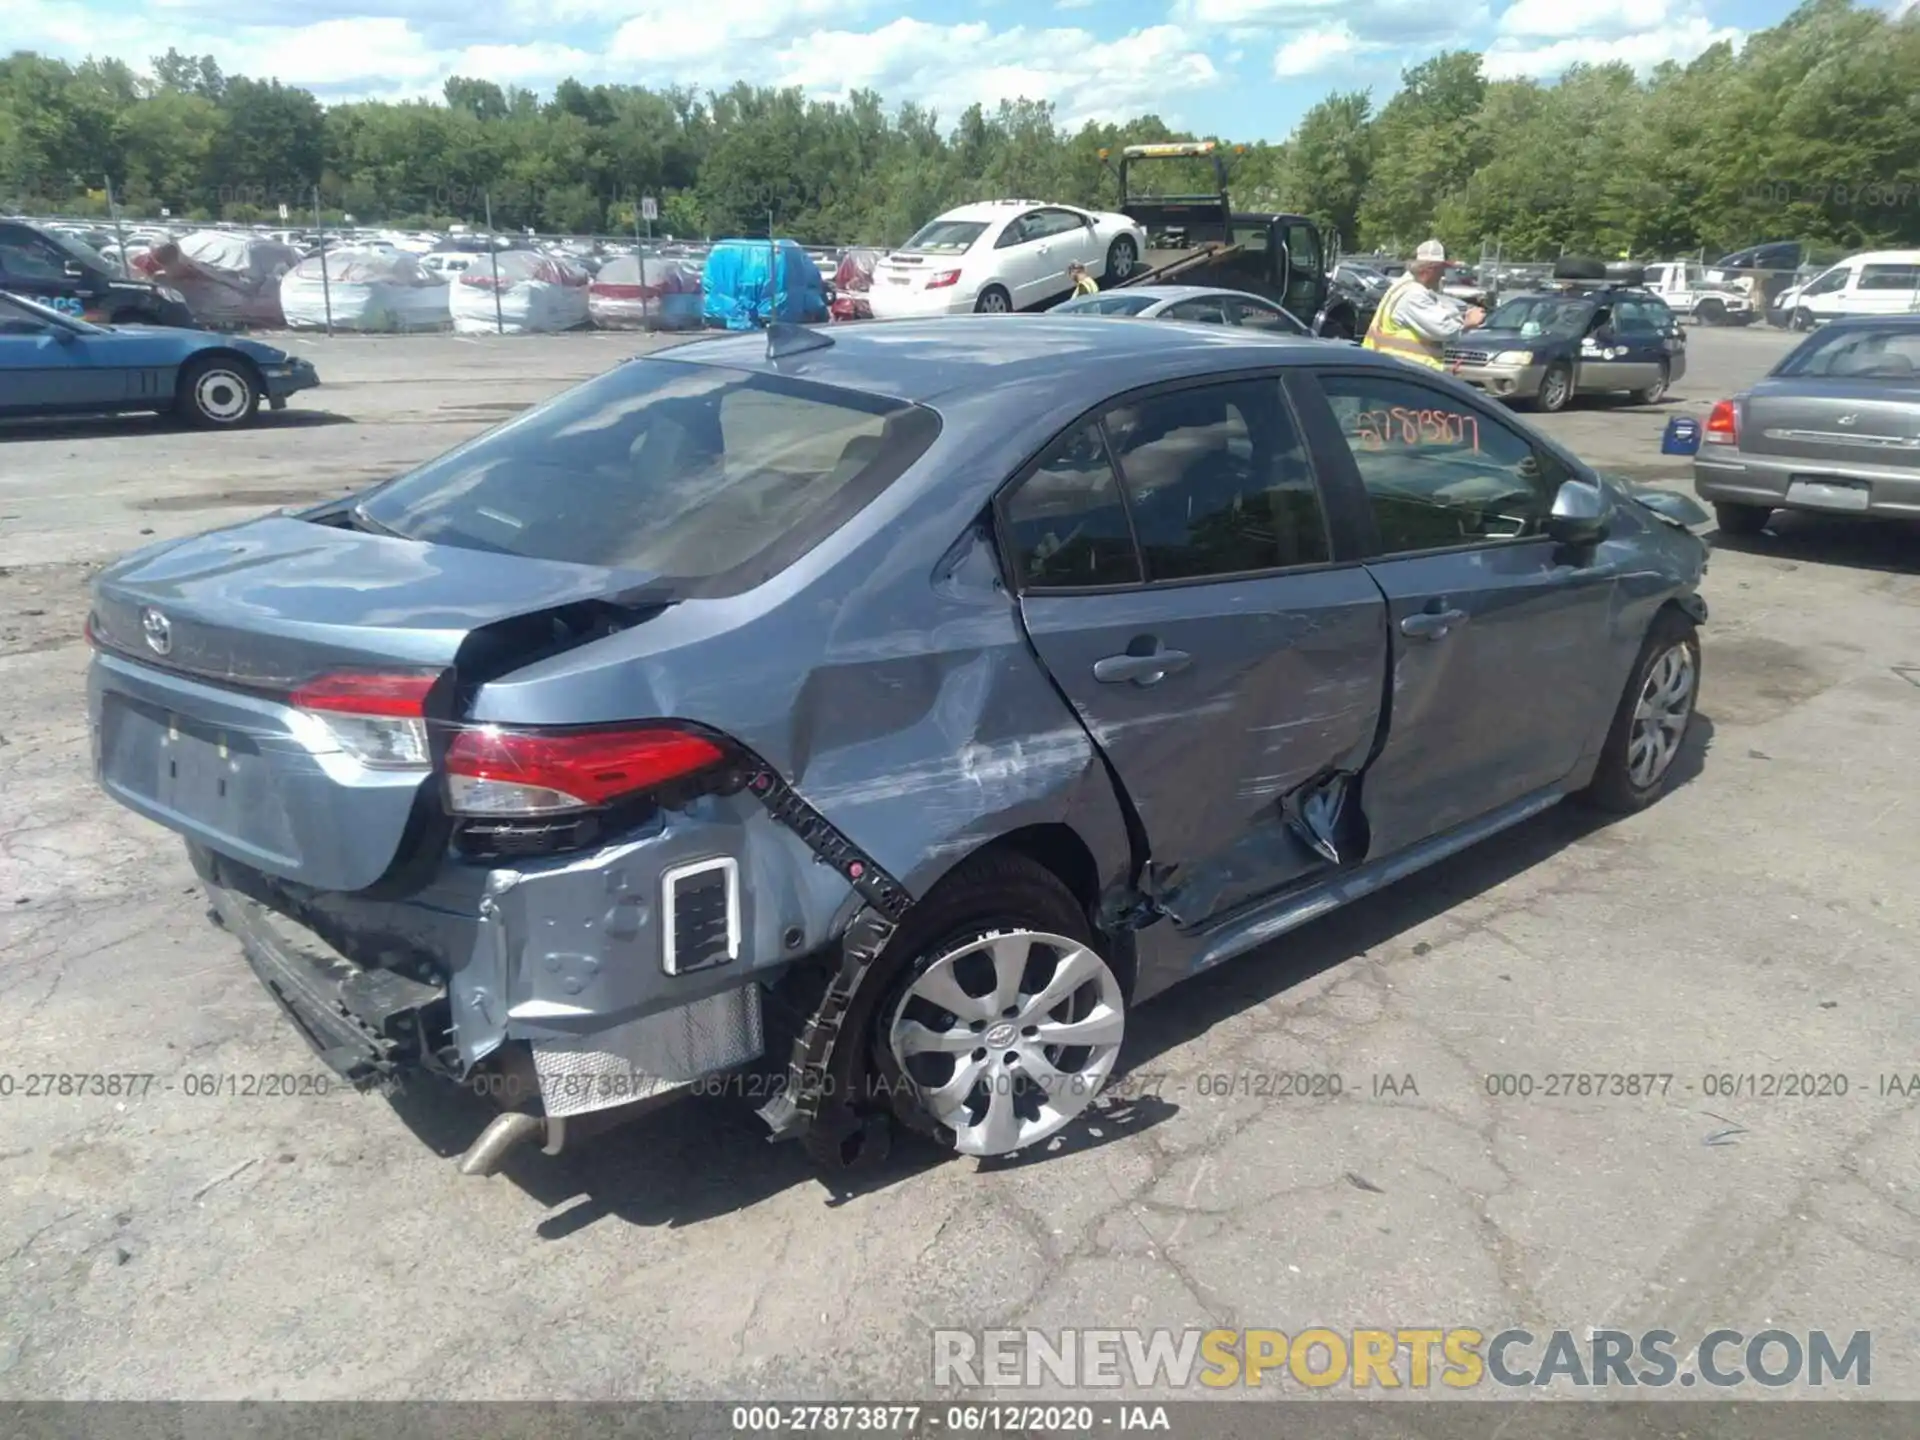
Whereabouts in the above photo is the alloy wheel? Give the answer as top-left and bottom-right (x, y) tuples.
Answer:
(1627, 643), (1696, 788)
(888, 929), (1125, 1157)
(193, 368), (253, 423)
(976, 289), (1010, 313)
(1540, 367), (1571, 411)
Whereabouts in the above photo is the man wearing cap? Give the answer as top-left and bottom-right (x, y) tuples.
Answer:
(1362, 239), (1486, 369)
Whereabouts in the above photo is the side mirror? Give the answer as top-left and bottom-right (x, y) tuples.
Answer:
(1545, 478), (1610, 547)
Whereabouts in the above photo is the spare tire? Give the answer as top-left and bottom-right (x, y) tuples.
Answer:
(1552, 257), (1608, 281)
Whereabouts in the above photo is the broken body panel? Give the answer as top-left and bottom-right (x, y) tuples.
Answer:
(85, 318), (1707, 1153)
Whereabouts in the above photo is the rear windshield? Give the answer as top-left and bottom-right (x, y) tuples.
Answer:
(901, 220), (988, 253)
(1053, 293), (1159, 316)
(356, 359), (940, 592)
(1774, 324), (1920, 380)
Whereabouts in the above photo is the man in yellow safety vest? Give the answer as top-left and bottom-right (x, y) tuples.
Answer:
(1362, 239), (1487, 369)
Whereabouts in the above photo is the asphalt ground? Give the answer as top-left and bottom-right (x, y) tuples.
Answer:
(1, 322), (1917, 1402)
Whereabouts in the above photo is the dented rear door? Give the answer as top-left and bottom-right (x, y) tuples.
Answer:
(1005, 377), (1387, 930)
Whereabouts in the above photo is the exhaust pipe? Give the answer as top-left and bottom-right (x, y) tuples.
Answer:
(457, 1111), (566, 1176)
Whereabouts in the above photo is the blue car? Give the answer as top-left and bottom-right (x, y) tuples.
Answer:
(0, 290), (319, 427)
(85, 317), (1707, 1176)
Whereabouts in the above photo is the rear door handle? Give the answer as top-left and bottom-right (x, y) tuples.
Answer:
(1093, 648), (1191, 685)
(1400, 609), (1467, 639)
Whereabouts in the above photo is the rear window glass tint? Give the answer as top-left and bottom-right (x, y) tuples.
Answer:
(357, 359), (938, 589)
(903, 221), (987, 253)
(1777, 326), (1920, 378)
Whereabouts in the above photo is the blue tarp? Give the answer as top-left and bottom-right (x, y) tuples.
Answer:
(701, 238), (828, 330)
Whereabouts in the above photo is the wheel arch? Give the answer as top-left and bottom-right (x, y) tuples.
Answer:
(177, 347), (266, 391)
(904, 819), (1138, 994)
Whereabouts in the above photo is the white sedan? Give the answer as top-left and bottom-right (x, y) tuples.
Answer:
(867, 200), (1147, 318)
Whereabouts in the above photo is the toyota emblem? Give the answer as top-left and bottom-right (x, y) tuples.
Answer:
(139, 607), (173, 656)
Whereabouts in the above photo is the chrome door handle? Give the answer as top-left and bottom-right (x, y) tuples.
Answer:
(1093, 649), (1191, 685)
(1399, 609), (1466, 639)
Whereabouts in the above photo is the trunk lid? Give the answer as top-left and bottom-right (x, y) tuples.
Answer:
(88, 513), (661, 893)
(1739, 379), (1920, 465)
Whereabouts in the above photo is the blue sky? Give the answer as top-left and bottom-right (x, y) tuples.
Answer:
(13, 0), (1912, 140)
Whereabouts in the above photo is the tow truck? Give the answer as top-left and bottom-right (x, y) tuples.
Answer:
(1100, 141), (1363, 340)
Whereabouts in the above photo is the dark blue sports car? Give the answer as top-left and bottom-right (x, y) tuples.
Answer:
(0, 290), (319, 428)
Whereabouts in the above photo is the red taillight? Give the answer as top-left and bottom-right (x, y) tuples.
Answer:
(925, 270), (961, 289)
(291, 670), (437, 717)
(1704, 399), (1738, 445)
(443, 725), (725, 816)
(290, 670), (440, 769)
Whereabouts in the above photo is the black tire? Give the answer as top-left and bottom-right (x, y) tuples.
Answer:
(1694, 299), (1724, 326)
(1713, 501), (1771, 537)
(176, 354), (262, 428)
(1104, 235), (1138, 285)
(1580, 609), (1701, 815)
(974, 285), (1012, 314)
(1534, 361), (1574, 413)
(864, 851), (1119, 1160)
(1790, 307), (1815, 332)
(108, 308), (144, 326)
(1630, 362), (1670, 406)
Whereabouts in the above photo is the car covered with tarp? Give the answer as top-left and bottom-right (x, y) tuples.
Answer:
(701, 238), (827, 330)
(280, 249), (451, 332)
(450, 251), (590, 334)
(588, 252), (704, 331)
(134, 230), (302, 329)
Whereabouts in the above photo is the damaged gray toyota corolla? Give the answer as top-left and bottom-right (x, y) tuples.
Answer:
(85, 316), (1708, 1176)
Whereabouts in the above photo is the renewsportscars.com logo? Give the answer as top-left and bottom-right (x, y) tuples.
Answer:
(932, 1327), (1872, 1390)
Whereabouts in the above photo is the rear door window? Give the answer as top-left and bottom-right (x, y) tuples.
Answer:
(1103, 379), (1331, 578)
(356, 359), (940, 592)
(1226, 296), (1306, 333)
(1002, 422), (1142, 589)
(1163, 298), (1230, 325)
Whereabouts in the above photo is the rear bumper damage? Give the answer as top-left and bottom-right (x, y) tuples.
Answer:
(179, 752), (921, 1169)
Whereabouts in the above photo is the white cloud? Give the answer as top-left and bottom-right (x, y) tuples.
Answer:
(1273, 22), (1370, 76)
(1484, 13), (1742, 76)
(606, 0), (858, 68)
(1495, 0), (1670, 40)
(774, 18), (1219, 127)
(1055, 0), (1097, 8)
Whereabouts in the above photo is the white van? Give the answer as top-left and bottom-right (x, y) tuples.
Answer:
(1773, 250), (1920, 329)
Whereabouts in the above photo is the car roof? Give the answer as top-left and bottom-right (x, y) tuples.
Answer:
(932, 201), (1071, 223)
(664, 315), (1352, 408)
(1834, 250), (1920, 265)
(1114, 285), (1271, 303)
(1814, 312), (1920, 329)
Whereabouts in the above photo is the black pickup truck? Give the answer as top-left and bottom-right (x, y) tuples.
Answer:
(1101, 141), (1364, 340)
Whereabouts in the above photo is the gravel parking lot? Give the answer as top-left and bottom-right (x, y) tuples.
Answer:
(2, 324), (1917, 1402)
